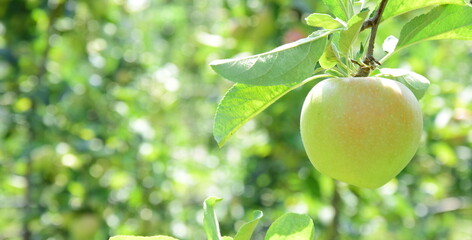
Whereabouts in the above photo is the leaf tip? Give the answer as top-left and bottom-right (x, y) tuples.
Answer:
(213, 123), (228, 148)
(204, 196), (223, 206)
(215, 137), (226, 148)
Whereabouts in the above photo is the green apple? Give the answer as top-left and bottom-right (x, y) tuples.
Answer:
(300, 77), (422, 188)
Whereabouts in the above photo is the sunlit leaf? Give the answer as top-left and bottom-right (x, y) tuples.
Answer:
(339, 9), (369, 55)
(210, 30), (333, 86)
(264, 213), (314, 240)
(321, 0), (354, 21)
(305, 13), (346, 29)
(213, 75), (329, 147)
(203, 197), (223, 240)
(234, 210), (264, 240)
(319, 41), (341, 69)
(382, 0), (467, 20)
(376, 68), (430, 100)
(110, 236), (179, 240)
(397, 5), (472, 50)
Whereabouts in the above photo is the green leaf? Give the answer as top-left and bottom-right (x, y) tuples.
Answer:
(305, 13), (346, 29)
(325, 68), (346, 77)
(222, 237), (234, 240)
(319, 41), (341, 69)
(234, 211), (264, 240)
(382, 0), (467, 20)
(203, 197), (223, 240)
(321, 0), (354, 21)
(210, 30), (333, 86)
(355, 41), (365, 60)
(264, 213), (315, 240)
(376, 68), (430, 100)
(397, 5), (472, 50)
(110, 236), (179, 240)
(213, 75), (329, 147)
(339, 9), (369, 55)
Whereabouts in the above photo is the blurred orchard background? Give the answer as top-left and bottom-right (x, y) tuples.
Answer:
(0, 0), (471, 239)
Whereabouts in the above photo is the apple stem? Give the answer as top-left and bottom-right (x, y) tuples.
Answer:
(354, 0), (389, 77)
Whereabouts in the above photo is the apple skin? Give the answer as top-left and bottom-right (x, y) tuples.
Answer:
(300, 77), (422, 188)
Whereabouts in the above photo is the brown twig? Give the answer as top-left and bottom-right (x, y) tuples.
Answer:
(354, 0), (389, 77)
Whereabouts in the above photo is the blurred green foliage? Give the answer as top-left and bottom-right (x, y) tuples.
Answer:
(0, 0), (471, 240)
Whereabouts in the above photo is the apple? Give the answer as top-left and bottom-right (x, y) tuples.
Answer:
(300, 77), (422, 188)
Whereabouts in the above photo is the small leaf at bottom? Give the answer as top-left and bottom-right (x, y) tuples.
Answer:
(110, 236), (179, 240)
(264, 213), (314, 240)
(234, 210), (264, 240)
(203, 197), (224, 240)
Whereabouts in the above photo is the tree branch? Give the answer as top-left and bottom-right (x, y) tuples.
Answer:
(23, 3), (64, 240)
(327, 181), (341, 240)
(354, 0), (389, 77)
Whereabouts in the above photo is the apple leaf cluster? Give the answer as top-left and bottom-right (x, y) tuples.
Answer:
(212, 0), (472, 148)
(110, 197), (314, 240)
